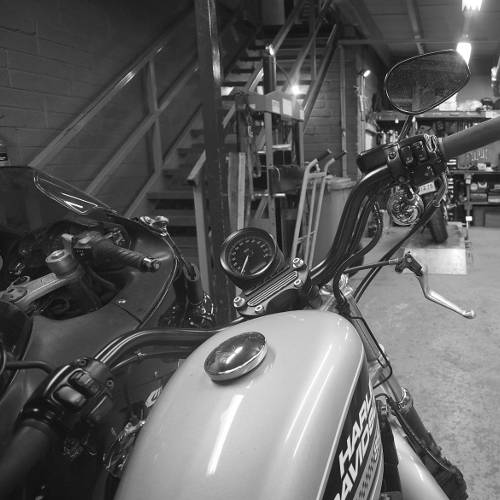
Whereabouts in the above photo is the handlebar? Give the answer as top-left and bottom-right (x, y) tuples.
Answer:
(89, 237), (161, 272)
(439, 114), (500, 159)
(313, 114), (500, 286)
(0, 422), (55, 496)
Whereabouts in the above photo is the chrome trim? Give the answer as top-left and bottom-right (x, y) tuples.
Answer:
(204, 332), (268, 382)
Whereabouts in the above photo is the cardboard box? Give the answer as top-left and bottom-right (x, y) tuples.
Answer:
(484, 210), (500, 227)
(473, 206), (486, 226)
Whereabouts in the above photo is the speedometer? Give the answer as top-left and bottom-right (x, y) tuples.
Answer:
(220, 227), (284, 288)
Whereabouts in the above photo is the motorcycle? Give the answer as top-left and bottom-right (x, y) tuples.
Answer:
(0, 167), (215, 498)
(1, 49), (500, 500)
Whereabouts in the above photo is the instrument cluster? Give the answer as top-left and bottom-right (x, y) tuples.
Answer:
(219, 227), (319, 318)
(219, 227), (284, 289)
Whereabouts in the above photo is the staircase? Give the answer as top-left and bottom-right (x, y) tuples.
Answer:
(142, 1), (340, 285)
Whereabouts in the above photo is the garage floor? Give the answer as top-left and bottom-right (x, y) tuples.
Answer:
(352, 224), (500, 499)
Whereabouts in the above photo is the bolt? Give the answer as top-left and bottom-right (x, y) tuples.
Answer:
(388, 152), (397, 160)
(293, 278), (303, 288)
(233, 296), (246, 308)
(292, 257), (304, 269)
(254, 305), (265, 314)
(76, 358), (88, 367)
(106, 379), (115, 389)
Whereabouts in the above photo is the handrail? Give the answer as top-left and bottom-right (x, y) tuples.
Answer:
(304, 22), (339, 122)
(86, 56), (198, 195)
(283, 0), (333, 92)
(268, 0), (309, 53)
(30, 1), (249, 180)
(29, 6), (193, 169)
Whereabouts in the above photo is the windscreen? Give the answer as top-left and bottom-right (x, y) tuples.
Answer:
(0, 166), (111, 235)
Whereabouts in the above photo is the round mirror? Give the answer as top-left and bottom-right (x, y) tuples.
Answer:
(384, 50), (471, 115)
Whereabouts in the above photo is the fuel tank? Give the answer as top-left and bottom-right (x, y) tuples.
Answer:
(116, 310), (383, 500)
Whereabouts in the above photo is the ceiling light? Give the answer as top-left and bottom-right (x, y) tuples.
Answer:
(456, 41), (472, 64)
(462, 0), (482, 11)
(290, 84), (301, 95)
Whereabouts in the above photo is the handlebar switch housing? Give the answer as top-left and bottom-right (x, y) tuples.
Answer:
(393, 134), (446, 188)
(20, 358), (114, 435)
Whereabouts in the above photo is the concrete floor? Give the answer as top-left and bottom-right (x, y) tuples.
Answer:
(352, 224), (500, 499)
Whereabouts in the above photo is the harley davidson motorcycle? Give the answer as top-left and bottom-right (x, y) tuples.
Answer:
(0, 167), (216, 498)
(1, 49), (499, 500)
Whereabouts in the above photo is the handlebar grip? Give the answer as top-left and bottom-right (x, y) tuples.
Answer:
(0, 423), (54, 496)
(440, 115), (500, 160)
(316, 148), (333, 162)
(92, 238), (161, 272)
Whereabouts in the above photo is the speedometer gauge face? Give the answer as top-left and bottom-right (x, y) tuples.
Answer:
(220, 227), (283, 287)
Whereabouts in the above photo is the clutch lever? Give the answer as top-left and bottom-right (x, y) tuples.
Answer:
(396, 252), (475, 319)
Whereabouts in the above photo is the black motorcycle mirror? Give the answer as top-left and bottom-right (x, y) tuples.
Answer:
(384, 49), (471, 115)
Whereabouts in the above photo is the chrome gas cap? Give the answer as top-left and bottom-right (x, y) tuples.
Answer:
(204, 332), (267, 382)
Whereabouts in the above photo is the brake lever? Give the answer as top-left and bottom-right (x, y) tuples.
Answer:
(415, 267), (475, 319)
(396, 252), (475, 319)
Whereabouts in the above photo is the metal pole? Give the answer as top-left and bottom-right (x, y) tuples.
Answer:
(194, 0), (233, 322)
(339, 45), (348, 177)
(262, 51), (277, 93)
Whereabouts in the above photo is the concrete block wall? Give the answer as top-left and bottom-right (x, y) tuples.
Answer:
(304, 46), (359, 179)
(304, 45), (386, 180)
(0, 0), (191, 211)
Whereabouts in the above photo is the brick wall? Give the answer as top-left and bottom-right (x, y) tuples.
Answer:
(304, 46), (359, 179)
(304, 45), (385, 179)
(0, 0), (192, 210)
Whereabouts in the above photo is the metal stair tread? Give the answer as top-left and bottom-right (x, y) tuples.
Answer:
(149, 209), (196, 226)
(147, 189), (193, 200)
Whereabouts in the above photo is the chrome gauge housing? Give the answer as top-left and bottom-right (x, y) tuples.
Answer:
(220, 227), (284, 289)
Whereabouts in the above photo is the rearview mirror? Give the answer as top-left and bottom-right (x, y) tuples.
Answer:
(384, 50), (471, 115)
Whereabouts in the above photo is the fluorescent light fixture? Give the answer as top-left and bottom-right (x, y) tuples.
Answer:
(456, 41), (472, 64)
(462, 0), (482, 10)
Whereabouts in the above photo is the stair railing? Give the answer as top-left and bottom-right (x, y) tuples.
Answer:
(188, 0), (339, 290)
(28, 6), (193, 172)
(29, 2), (249, 203)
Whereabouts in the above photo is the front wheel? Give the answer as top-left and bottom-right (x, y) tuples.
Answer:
(428, 202), (448, 243)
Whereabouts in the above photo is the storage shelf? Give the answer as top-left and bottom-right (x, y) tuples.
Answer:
(466, 201), (500, 206)
(375, 110), (500, 121)
(449, 170), (500, 176)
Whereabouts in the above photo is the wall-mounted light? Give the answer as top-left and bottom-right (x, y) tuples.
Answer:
(456, 41), (472, 64)
(462, 0), (482, 11)
(358, 69), (371, 78)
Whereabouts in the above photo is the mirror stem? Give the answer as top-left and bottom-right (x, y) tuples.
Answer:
(399, 116), (413, 139)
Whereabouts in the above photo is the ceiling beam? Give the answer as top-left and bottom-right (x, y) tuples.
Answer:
(333, 0), (392, 67)
(338, 38), (498, 46)
(405, 0), (425, 54)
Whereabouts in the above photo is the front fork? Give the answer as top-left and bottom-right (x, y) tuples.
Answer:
(320, 280), (467, 499)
